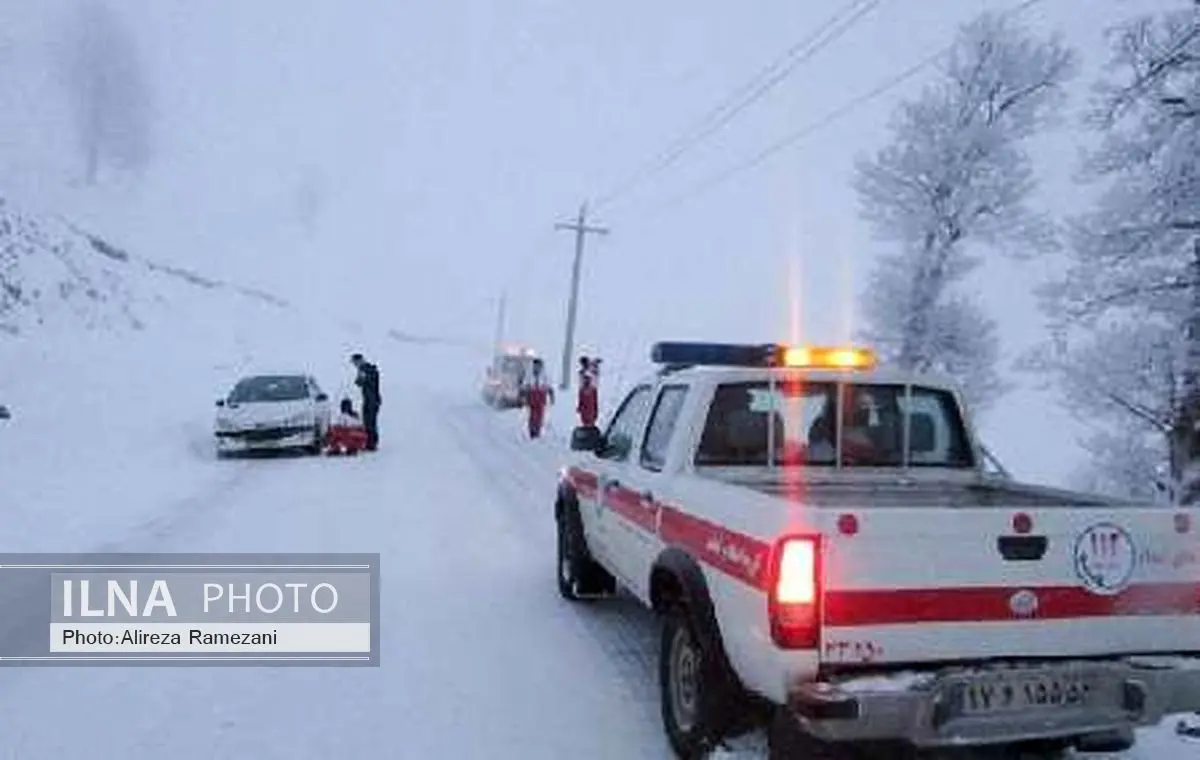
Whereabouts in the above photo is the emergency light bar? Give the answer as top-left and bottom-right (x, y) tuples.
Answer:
(650, 342), (877, 371)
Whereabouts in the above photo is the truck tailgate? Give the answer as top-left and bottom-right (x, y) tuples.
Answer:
(818, 506), (1200, 667)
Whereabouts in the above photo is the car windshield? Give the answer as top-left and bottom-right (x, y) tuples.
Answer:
(694, 380), (974, 469)
(227, 376), (310, 403)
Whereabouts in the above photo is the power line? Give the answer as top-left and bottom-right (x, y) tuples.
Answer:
(590, 0), (882, 212)
(628, 0), (1051, 222)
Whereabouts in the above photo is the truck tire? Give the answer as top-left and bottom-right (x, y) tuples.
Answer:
(660, 604), (746, 758)
(556, 502), (615, 600)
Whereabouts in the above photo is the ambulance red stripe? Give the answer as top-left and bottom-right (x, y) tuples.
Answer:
(564, 467), (1200, 624)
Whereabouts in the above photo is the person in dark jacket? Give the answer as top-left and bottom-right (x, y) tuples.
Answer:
(351, 353), (382, 451)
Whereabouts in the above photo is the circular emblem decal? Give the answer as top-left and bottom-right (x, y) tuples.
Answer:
(1073, 522), (1137, 596)
(1009, 589), (1038, 617)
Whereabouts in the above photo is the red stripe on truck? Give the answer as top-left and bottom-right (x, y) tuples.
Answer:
(658, 505), (771, 591)
(566, 467), (598, 498)
(607, 486), (658, 532)
(562, 468), (1200, 623)
(824, 582), (1200, 626)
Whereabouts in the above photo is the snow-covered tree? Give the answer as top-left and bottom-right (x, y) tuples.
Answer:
(1034, 7), (1200, 501)
(1068, 427), (1169, 503)
(56, 2), (153, 184)
(854, 11), (1077, 412)
(1022, 321), (1178, 499)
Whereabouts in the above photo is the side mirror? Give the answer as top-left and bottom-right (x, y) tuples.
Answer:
(215, 399), (225, 407)
(315, 393), (329, 402)
(0, 404), (10, 420)
(570, 425), (602, 452)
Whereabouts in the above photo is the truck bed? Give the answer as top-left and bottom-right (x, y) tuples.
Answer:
(699, 467), (1199, 668)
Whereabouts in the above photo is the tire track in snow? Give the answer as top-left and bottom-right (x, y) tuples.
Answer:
(441, 404), (664, 707)
(0, 447), (275, 685)
(441, 399), (769, 758)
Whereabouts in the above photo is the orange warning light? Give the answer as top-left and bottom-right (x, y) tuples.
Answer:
(780, 345), (876, 370)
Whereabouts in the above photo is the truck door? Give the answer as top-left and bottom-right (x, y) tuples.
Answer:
(577, 384), (654, 573)
(604, 384), (691, 601)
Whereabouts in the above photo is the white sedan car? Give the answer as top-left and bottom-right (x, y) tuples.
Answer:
(214, 374), (331, 457)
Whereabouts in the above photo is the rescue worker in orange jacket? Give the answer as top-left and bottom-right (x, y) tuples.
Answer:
(521, 358), (554, 439)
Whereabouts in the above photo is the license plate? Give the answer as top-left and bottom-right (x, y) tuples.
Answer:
(959, 672), (1093, 716)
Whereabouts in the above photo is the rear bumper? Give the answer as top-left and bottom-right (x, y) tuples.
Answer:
(784, 656), (1200, 749)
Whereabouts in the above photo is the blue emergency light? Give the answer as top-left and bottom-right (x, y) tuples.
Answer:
(651, 342), (776, 367)
(649, 342), (877, 370)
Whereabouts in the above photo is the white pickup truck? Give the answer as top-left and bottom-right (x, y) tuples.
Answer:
(554, 341), (1200, 759)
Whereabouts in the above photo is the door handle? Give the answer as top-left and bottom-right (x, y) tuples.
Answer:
(641, 491), (654, 503)
(605, 479), (620, 491)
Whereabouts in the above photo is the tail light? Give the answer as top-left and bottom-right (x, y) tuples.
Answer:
(768, 535), (822, 649)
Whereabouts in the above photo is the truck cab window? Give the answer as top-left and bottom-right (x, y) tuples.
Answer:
(694, 381), (974, 468)
(599, 385), (653, 462)
(640, 386), (689, 471)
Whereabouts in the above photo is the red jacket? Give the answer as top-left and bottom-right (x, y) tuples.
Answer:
(577, 377), (598, 426)
(522, 380), (553, 410)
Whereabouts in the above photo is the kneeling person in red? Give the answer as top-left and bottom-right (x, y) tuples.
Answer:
(326, 398), (369, 455)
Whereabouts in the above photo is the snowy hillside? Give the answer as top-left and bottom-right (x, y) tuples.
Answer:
(0, 194), (290, 337)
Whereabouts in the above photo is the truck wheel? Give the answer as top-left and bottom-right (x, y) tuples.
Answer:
(660, 605), (745, 758)
(556, 503), (615, 601)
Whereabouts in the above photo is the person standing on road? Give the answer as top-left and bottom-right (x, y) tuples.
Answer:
(351, 353), (381, 451)
(577, 356), (598, 428)
(521, 358), (554, 439)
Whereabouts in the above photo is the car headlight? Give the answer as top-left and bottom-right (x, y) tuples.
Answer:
(215, 418), (234, 431)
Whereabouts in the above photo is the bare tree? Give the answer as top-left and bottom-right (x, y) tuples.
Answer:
(854, 11), (1077, 412)
(1034, 6), (1200, 501)
(57, 2), (152, 184)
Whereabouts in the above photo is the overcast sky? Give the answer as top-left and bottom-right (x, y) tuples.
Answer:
(0, 0), (1185, 484)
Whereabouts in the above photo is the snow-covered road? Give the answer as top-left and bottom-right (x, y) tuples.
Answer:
(0, 380), (669, 759)
(0, 368), (1198, 759)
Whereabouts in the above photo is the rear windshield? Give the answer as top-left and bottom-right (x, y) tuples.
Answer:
(694, 380), (974, 469)
(228, 376), (310, 403)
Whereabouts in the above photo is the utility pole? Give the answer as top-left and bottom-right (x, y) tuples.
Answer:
(492, 292), (507, 356)
(555, 202), (608, 391)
